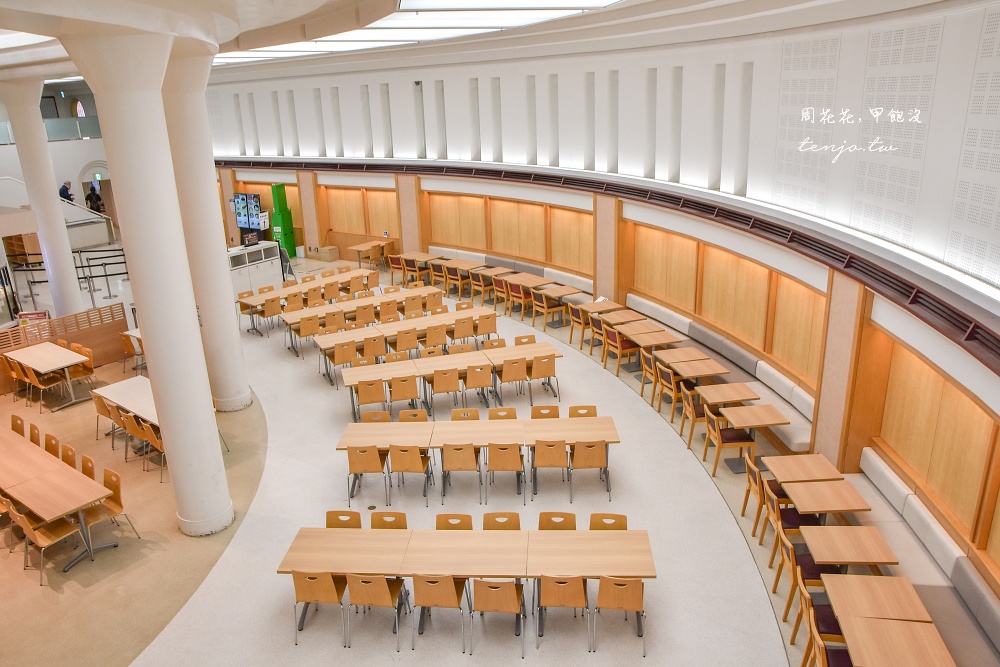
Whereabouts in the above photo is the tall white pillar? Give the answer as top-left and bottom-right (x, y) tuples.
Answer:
(0, 79), (86, 316)
(61, 31), (234, 536)
(162, 41), (251, 412)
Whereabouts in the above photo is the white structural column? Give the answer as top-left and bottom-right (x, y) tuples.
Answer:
(0, 79), (85, 316)
(61, 31), (234, 536)
(162, 42), (251, 412)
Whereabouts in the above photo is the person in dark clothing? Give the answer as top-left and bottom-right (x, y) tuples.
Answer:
(85, 186), (103, 212)
(59, 181), (73, 201)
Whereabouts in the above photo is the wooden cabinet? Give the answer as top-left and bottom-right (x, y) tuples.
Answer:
(3, 233), (41, 264)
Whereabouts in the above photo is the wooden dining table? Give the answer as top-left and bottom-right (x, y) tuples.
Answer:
(821, 573), (933, 622)
(783, 480), (871, 519)
(669, 358), (730, 381)
(598, 309), (646, 327)
(92, 375), (159, 425)
(474, 266), (516, 278)
(502, 272), (555, 289)
(399, 251), (442, 264)
(760, 453), (844, 483)
(838, 616), (955, 667)
(696, 382), (760, 406)
(800, 525), (898, 574)
(6, 342), (91, 411)
(654, 347), (709, 364)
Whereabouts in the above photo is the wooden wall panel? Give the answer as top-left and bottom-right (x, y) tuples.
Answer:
(700, 246), (738, 331)
(517, 202), (546, 262)
(366, 190), (400, 238)
(285, 185), (303, 234)
(986, 489), (1000, 565)
(771, 275), (826, 384)
(632, 225), (669, 299)
(428, 193), (460, 243)
(457, 196), (487, 249)
(731, 258), (769, 347)
(662, 234), (698, 311)
(550, 208), (594, 274)
(845, 319), (894, 468)
(429, 193), (486, 250)
(926, 383), (996, 529)
(490, 199), (520, 255)
(881, 345), (944, 480)
(326, 188), (367, 235)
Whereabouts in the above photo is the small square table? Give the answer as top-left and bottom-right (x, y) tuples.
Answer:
(821, 574), (932, 622)
(347, 240), (390, 267)
(696, 383), (760, 406)
(783, 480), (871, 517)
(760, 453), (843, 484)
(578, 300), (624, 314)
(654, 347), (708, 364)
(598, 309), (646, 327)
(669, 358), (730, 381)
(523, 416), (620, 445)
(800, 525), (898, 574)
(536, 285), (583, 327)
(525, 530), (656, 579)
(719, 404), (789, 430)
(276, 527), (412, 575)
(475, 266), (516, 277)
(615, 320), (661, 336)
(337, 422), (434, 450)
(838, 617), (955, 667)
(502, 272), (555, 289)
(441, 258), (487, 271)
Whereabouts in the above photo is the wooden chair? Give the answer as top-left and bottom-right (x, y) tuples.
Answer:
(507, 283), (533, 321)
(337, 265), (351, 274)
(492, 277), (510, 315)
(292, 571), (347, 646)
(451, 408), (480, 421)
(345, 574), (409, 651)
(448, 343), (474, 355)
(450, 316), (476, 347)
(60, 443), (77, 469)
(8, 504), (81, 585)
(327, 341), (358, 389)
(121, 333), (141, 373)
(28, 422), (40, 446)
(482, 338), (506, 350)
(23, 364), (65, 413)
(638, 349), (657, 400)
(383, 285), (401, 295)
(775, 531), (840, 623)
(593, 577), (646, 657)
(369, 243), (388, 271)
(678, 383), (706, 448)
(300, 274), (317, 283)
(463, 365), (493, 409)
(603, 329), (640, 377)
(362, 334), (386, 362)
(791, 565), (843, 651)
(445, 266), (471, 298)
(535, 576), (590, 651)
(568, 405), (596, 418)
(336, 294), (355, 303)
(806, 607), (850, 667)
(589, 513), (627, 530)
(531, 441), (568, 497)
(567, 304), (591, 349)
(411, 575), (469, 652)
(429, 262), (448, 290)
(530, 290), (567, 331)
(653, 362), (691, 422)
(484, 443), (526, 504)
(424, 324), (448, 351)
(486, 407), (514, 420)
(325, 311), (347, 333)
(237, 290), (255, 329)
(10, 414), (23, 436)
(526, 354), (559, 405)
(346, 447), (389, 507)
(355, 304), (377, 327)
(475, 312), (497, 348)
(441, 444), (481, 504)
(531, 405), (559, 419)
(470, 579), (525, 659)
(320, 270), (336, 279)
(436, 513), (473, 530)
(305, 285), (324, 308)
(588, 313), (606, 358)
(420, 346), (444, 358)
(82, 468), (139, 537)
(391, 328), (420, 358)
(44, 433), (59, 457)
(388, 375), (420, 417)
(704, 406), (754, 477)
(470, 271), (494, 307)
(371, 511), (407, 529)
(361, 411), (391, 423)
(9, 360), (33, 404)
(399, 409), (429, 422)
(140, 420), (167, 482)
(483, 512), (521, 530)
(569, 441), (610, 502)
(403, 294), (424, 319)
(325, 510), (362, 528)
(389, 445), (433, 507)
(427, 369), (461, 419)
(282, 292), (304, 314)
(496, 358), (528, 406)
(538, 511), (576, 530)
(261, 297), (282, 337)
(759, 481), (821, 569)
(355, 380), (388, 422)
(68, 346), (96, 390)
(290, 315), (320, 358)
(378, 300), (399, 322)
(514, 335), (536, 346)
(384, 351), (408, 364)
(743, 451), (789, 538)
(81, 454), (96, 481)
(388, 255), (404, 284)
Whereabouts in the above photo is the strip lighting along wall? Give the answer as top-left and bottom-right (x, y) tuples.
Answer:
(213, 2), (622, 66)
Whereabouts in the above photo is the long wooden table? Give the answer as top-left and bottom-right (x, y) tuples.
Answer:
(6, 342), (90, 411)
(279, 285), (442, 328)
(237, 269), (376, 309)
(0, 428), (115, 571)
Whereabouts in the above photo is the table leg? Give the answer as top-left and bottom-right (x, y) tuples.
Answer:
(246, 311), (263, 336)
(52, 367), (92, 412)
(64, 508), (118, 571)
(636, 612), (645, 637)
(298, 602), (311, 630)
(418, 606), (428, 634)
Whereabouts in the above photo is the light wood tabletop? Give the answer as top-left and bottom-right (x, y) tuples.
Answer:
(399, 251), (442, 263)
(280, 285), (442, 327)
(278, 301), (343, 327)
(598, 309), (646, 326)
(696, 383), (760, 406)
(628, 330), (685, 349)
(337, 422), (435, 449)
(429, 420), (525, 448)
(238, 269), (375, 307)
(276, 527), (412, 575)
(523, 416), (620, 445)
(502, 272), (555, 289)
(577, 300), (625, 314)
(800, 526), (898, 567)
(412, 350), (493, 377)
(760, 453), (844, 484)
(474, 266), (516, 277)
(340, 360), (419, 388)
(654, 347), (709, 364)
(821, 574), (933, 623)
(719, 404), (789, 429)
(347, 240), (390, 252)
(401, 530), (530, 578)
(615, 320), (660, 336)
(374, 306), (495, 338)
(0, 429), (66, 488)
(314, 327), (375, 354)
(669, 358), (730, 380)
(7, 341), (88, 375)
(538, 285), (582, 299)
(440, 258), (487, 271)
(525, 530), (656, 578)
(783, 480), (871, 515)
(482, 341), (562, 365)
(838, 617), (955, 667)
(92, 375), (158, 425)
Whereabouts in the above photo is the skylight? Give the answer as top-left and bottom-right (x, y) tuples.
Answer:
(213, 1), (621, 67)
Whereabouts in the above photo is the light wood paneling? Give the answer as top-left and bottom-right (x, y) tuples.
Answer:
(881, 345), (944, 480)
(845, 321), (894, 467)
(771, 275), (826, 384)
(927, 383), (995, 529)
(630, 223), (697, 310)
(549, 207), (594, 274)
(366, 189), (401, 239)
(489, 199), (545, 261)
(986, 484), (1000, 564)
(285, 184), (303, 237)
(326, 187), (367, 235)
(700, 245), (767, 346)
(428, 193), (486, 250)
